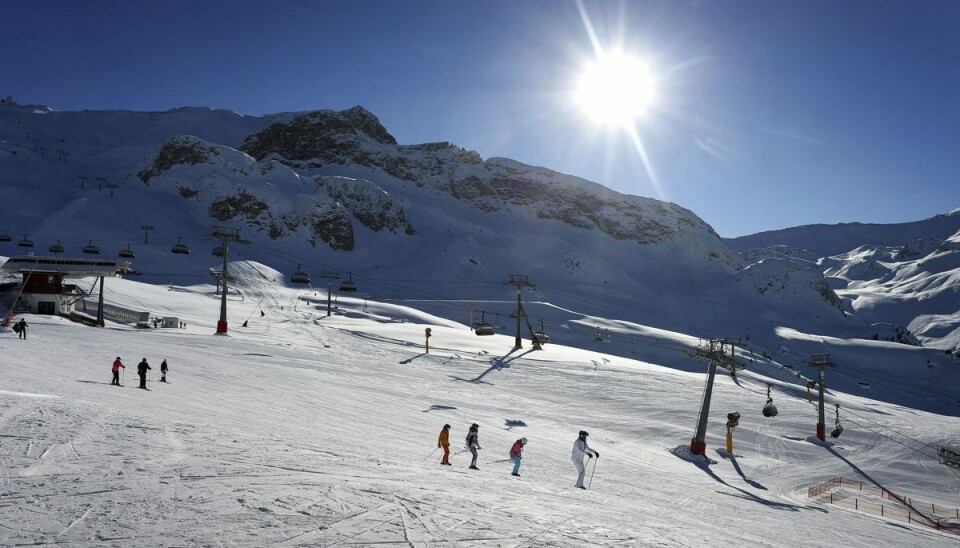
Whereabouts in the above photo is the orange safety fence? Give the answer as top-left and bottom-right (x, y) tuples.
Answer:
(808, 477), (960, 536)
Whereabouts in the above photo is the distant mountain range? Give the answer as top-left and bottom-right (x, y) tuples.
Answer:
(1, 99), (958, 414)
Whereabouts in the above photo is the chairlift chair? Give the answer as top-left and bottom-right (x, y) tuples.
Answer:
(339, 272), (357, 292)
(118, 244), (135, 259)
(857, 379), (870, 388)
(171, 237), (191, 255)
(48, 240), (65, 254)
(17, 234), (34, 248)
(0, 232), (11, 243)
(475, 325), (495, 336)
(533, 318), (549, 345)
(82, 239), (100, 255)
(473, 310), (495, 336)
(291, 264), (311, 285)
(212, 246), (226, 257)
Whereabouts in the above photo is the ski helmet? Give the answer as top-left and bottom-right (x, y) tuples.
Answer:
(520, 437), (527, 445)
(443, 424), (451, 429)
(579, 430), (589, 437)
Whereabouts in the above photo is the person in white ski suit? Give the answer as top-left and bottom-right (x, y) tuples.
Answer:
(571, 430), (599, 488)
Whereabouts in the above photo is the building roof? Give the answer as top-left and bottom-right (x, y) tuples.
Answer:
(0, 255), (123, 277)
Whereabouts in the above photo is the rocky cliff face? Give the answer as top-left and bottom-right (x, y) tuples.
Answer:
(235, 107), (736, 267)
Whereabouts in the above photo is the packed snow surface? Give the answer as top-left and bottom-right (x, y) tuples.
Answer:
(0, 273), (958, 547)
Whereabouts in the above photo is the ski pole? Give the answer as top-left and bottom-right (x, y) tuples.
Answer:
(485, 458), (512, 465)
(588, 457), (598, 489)
(423, 447), (440, 461)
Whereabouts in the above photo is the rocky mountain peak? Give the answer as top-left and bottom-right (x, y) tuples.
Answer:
(239, 106), (396, 162)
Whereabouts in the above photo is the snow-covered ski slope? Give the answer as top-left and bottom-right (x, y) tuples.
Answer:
(1, 271), (958, 547)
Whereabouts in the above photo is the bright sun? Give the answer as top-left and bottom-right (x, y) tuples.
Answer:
(575, 52), (656, 126)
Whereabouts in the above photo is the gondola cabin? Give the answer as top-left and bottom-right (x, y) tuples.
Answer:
(82, 240), (101, 255)
(171, 237), (190, 255)
(48, 241), (65, 254)
(119, 244), (135, 259)
(762, 400), (778, 417)
(290, 264), (311, 285)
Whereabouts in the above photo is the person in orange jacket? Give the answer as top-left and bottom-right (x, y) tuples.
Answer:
(438, 424), (451, 465)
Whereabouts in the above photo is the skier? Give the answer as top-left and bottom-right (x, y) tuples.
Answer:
(137, 358), (151, 390)
(111, 357), (125, 386)
(437, 424), (451, 465)
(160, 359), (168, 382)
(572, 430), (599, 489)
(510, 437), (527, 477)
(15, 318), (27, 340)
(466, 423), (481, 470)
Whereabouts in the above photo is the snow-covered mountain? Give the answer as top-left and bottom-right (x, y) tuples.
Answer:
(1, 100), (958, 416)
(728, 215), (960, 357)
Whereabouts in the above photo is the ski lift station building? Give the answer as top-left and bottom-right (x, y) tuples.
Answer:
(0, 255), (122, 316)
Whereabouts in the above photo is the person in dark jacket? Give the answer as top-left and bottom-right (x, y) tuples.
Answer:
(466, 423), (481, 470)
(111, 357), (125, 386)
(160, 359), (168, 382)
(137, 358), (151, 389)
(16, 318), (27, 340)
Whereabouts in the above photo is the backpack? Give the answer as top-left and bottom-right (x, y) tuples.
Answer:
(12, 323), (20, 333)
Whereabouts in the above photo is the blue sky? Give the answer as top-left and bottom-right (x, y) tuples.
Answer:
(3, 0), (959, 237)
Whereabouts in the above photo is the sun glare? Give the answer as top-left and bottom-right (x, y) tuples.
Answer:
(576, 52), (656, 126)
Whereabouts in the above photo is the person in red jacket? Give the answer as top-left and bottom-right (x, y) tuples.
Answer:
(510, 437), (527, 477)
(437, 424), (451, 465)
(137, 358), (151, 389)
(111, 357), (125, 386)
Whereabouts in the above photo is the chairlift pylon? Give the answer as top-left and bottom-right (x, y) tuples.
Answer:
(291, 264), (311, 285)
(82, 239), (101, 255)
(118, 244), (135, 259)
(171, 237), (190, 255)
(49, 240), (65, 254)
